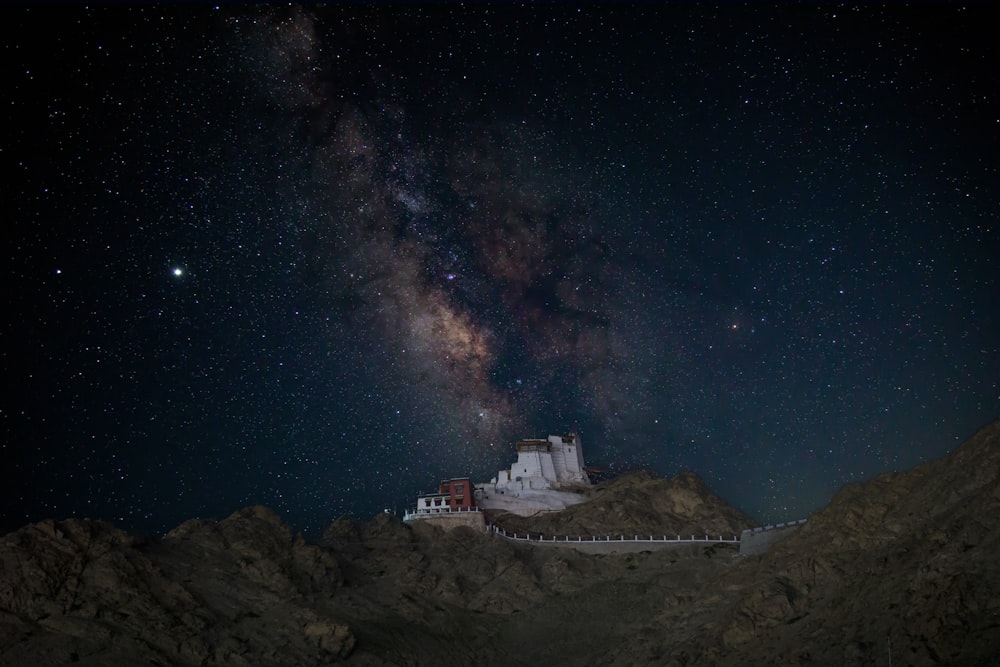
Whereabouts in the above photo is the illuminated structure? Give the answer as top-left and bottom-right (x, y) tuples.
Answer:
(404, 433), (592, 523)
(477, 433), (591, 516)
(412, 477), (474, 514)
(491, 433), (590, 491)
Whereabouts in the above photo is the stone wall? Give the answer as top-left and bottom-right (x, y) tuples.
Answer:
(738, 519), (807, 555)
(485, 520), (808, 556)
(514, 539), (723, 555)
(403, 510), (487, 533)
(489, 526), (742, 555)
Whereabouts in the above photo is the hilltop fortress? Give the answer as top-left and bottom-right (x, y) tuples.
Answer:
(403, 432), (804, 555)
(403, 433), (591, 527)
(481, 433), (591, 515)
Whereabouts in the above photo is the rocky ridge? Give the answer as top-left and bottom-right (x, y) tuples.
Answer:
(1, 420), (998, 666)
(485, 469), (756, 538)
(0, 506), (352, 666)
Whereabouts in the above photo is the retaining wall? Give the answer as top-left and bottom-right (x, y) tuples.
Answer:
(402, 506), (808, 556)
(403, 508), (486, 532)
(489, 526), (741, 554)
(738, 519), (807, 555)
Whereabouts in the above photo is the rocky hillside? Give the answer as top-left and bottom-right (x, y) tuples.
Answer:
(0, 506), (352, 666)
(701, 416), (1000, 666)
(1, 420), (998, 666)
(486, 470), (756, 538)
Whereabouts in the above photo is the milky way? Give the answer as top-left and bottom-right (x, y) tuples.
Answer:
(233, 8), (640, 455)
(5, 5), (998, 535)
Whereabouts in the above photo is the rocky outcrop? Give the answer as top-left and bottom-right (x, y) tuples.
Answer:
(1, 421), (998, 666)
(700, 418), (1000, 666)
(488, 470), (756, 538)
(0, 506), (352, 666)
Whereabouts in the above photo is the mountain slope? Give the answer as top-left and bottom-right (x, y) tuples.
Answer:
(0, 420), (997, 666)
(487, 470), (756, 538)
(701, 418), (1000, 666)
(0, 507), (352, 666)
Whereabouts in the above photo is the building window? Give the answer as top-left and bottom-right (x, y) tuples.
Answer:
(454, 483), (464, 493)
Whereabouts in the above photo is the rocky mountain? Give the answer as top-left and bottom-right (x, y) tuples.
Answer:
(1, 420), (998, 666)
(0, 506), (352, 666)
(703, 417), (1000, 666)
(485, 469), (756, 539)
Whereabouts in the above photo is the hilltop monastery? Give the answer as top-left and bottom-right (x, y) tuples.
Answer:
(404, 433), (591, 523)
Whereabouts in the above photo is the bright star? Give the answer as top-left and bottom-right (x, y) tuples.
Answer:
(172, 267), (184, 277)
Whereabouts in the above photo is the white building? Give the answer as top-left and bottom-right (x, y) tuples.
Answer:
(492, 433), (590, 491)
(478, 433), (591, 516)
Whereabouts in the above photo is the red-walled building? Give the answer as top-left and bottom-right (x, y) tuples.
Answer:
(413, 477), (475, 513)
(439, 478), (474, 510)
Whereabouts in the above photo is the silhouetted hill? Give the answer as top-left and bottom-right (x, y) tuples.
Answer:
(1, 420), (997, 666)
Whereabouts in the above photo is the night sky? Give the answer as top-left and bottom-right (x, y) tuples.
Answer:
(5, 5), (998, 537)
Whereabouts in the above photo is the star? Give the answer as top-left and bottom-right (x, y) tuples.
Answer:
(3, 4), (996, 539)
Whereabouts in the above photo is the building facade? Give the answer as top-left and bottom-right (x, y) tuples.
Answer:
(492, 433), (590, 492)
(412, 477), (475, 514)
(404, 432), (592, 522)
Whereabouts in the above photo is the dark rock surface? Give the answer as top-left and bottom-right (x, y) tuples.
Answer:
(702, 417), (1000, 666)
(0, 506), (352, 666)
(486, 469), (756, 538)
(2, 420), (998, 666)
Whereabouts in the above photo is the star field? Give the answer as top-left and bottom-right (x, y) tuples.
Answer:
(4, 5), (998, 536)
